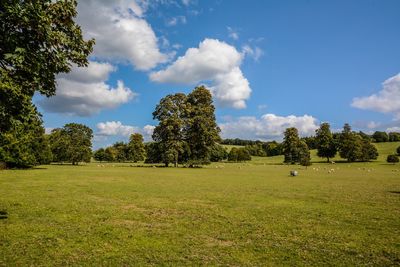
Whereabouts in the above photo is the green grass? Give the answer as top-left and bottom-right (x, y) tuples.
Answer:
(1, 143), (400, 266)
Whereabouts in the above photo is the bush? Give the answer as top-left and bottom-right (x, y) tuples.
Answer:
(387, 154), (399, 164)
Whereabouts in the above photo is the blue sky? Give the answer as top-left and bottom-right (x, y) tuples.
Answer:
(35, 0), (400, 148)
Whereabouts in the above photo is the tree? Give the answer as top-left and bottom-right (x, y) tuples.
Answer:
(237, 148), (251, 161)
(152, 93), (188, 167)
(372, 131), (389, 142)
(339, 124), (378, 162)
(209, 144), (228, 162)
(0, 1), (93, 168)
(144, 142), (163, 164)
(93, 148), (106, 162)
(49, 123), (93, 165)
(315, 123), (337, 162)
(282, 127), (301, 164)
(104, 147), (117, 162)
(228, 147), (251, 162)
(186, 86), (221, 165)
(112, 142), (129, 162)
(360, 138), (378, 161)
(388, 132), (400, 142)
(298, 140), (311, 166)
(128, 133), (146, 162)
(397, 146), (400, 156)
(387, 154), (399, 164)
(0, 113), (52, 168)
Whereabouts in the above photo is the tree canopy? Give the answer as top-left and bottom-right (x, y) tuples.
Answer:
(0, 0), (94, 168)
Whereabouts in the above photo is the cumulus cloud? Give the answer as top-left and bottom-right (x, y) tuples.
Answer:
(76, 0), (170, 70)
(351, 73), (400, 119)
(219, 114), (319, 140)
(96, 121), (155, 141)
(150, 38), (251, 109)
(39, 61), (136, 116)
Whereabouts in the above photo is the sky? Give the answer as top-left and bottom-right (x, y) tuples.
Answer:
(34, 0), (400, 149)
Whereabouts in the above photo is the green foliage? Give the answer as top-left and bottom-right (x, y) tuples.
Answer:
(228, 147), (251, 162)
(315, 123), (337, 162)
(112, 142), (129, 162)
(0, 0), (93, 168)
(0, 0), (94, 98)
(263, 141), (282, 156)
(152, 93), (188, 167)
(245, 144), (267, 157)
(93, 148), (106, 162)
(144, 142), (163, 164)
(186, 86), (221, 165)
(49, 123), (93, 165)
(104, 147), (117, 162)
(372, 131), (389, 143)
(0, 89), (51, 168)
(301, 136), (318, 150)
(386, 154), (399, 164)
(209, 144), (228, 162)
(128, 133), (146, 162)
(388, 132), (400, 142)
(339, 124), (378, 162)
(282, 128), (301, 164)
(152, 87), (220, 167)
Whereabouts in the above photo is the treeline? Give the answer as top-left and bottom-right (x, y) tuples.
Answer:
(93, 134), (145, 163)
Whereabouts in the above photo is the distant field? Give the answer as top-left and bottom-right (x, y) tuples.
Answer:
(0, 142), (399, 265)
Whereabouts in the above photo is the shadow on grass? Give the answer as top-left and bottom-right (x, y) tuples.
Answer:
(388, 191), (400, 195)
(0, 210), (8, 220)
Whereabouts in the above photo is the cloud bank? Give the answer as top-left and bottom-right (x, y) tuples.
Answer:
(220, 114), (319, 140)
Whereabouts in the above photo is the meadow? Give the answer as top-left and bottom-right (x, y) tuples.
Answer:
(0, 143), (399, 266)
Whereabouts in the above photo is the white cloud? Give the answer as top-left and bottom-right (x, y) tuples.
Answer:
(227, 27), (239, 40)
(166, 16), (187, 26)
(97, 121), (137, 137)
(39, 61), (136, 116)
(351, 73), (400, 119)
(242, 45), (264, 61)
(387, 126), (400, 132)
(220, 114), (319, 140)
(367, 121), (380, 129)
(76, 0), (170, 70)
(182, 0), (192, 6)
(96, 121), (155, 141)
(150, 38), (251, 109)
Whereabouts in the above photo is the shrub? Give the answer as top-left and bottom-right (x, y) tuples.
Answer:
(387, 154), (399, 164)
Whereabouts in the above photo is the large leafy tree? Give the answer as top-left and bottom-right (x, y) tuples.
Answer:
(339, 124), (378, 162)
(49, 123), (93, 165)
(128, 133), (146, 162)
(152, 93), (188, 167)
(0, 0), (94, 168)
(186, 86), (221, 165)
(315, 122), (337, 162)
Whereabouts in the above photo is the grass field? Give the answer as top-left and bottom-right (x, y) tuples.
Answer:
(1, 143), (400, 266)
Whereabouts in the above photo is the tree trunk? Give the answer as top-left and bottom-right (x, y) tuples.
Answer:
(327, 157), (330, 163)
